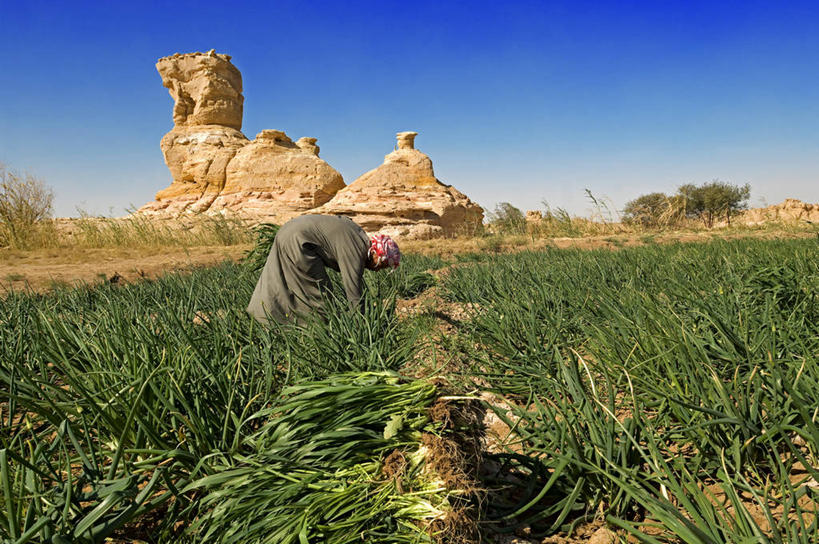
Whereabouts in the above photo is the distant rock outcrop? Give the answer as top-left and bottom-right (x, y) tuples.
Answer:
(739, 199), (819, 225)
(316, 132), (484, 239)
(140, 51), (343, 221)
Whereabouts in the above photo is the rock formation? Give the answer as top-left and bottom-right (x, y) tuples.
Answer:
(158, 50), (244, 129)
(213, 130), (344, 215)
(316, 132), (484, 239)
(140, 51), (344, 221)
(151, 50), (249, 208)
(738, 198), (819, 225)
(140, 51), (484, 237)
(153, 127), (248, 205)
(525, 210), (543, 222)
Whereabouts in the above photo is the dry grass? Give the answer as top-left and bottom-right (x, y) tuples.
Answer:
(401, 222), (818, 256)
(1, 213), (254, 251)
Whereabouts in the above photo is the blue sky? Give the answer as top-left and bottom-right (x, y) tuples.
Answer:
(1, 0), (817, 218)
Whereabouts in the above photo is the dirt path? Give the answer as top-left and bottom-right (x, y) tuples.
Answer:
(0, 245), (250, 292)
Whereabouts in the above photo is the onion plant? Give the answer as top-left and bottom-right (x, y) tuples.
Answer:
(444, 238), (818, 541)
(0, 253), (441, 541)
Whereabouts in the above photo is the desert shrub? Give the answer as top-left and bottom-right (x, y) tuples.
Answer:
(622, 181), (750, 229)
(622, 192), (686, 227)
(488, 202), (527, 235)
(0, 164), (55, 249)
(678, 180), (750, 227)
(527, 198), (625, 238)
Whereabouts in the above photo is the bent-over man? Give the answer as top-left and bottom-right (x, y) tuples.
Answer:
(247, 214), (401, 324)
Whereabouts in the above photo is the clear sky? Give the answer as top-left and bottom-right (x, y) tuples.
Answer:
(1, 0), (817, 218)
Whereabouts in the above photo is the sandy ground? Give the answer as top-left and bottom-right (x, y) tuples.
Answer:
(0, 245), (251, 292)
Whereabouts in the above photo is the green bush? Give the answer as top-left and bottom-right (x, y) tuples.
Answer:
(678, 180), (751, 227)
(623, 181), (750, 229)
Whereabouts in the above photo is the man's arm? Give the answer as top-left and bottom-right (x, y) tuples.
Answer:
(324, 217), (371, 309)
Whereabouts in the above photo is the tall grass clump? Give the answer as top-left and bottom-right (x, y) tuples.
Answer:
(522, 194), (626, 239)
(242, 223), (281, 273)
(70, 212), (252, 248)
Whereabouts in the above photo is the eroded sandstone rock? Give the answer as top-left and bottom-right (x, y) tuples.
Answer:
(316, 132), (484, 239)
(296, 137), (320, 155)
(140, 51), (344, 219)
(218, 130), (345, 213)
(156, 126), (249, 198)
(157, 50), (243, 129)
(739, 198), (819, 225)
(146, 50), (249, 210)
(141, 52), (484, 236)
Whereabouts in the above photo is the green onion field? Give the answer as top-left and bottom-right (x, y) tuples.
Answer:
(2, 237), (817, 542)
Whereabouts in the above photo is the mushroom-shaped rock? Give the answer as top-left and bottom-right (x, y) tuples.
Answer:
(316, 132), (483, 239)
(396, 131), (417, 150)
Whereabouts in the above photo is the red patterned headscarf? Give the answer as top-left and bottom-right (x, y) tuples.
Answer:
(369, 234), (401, 269)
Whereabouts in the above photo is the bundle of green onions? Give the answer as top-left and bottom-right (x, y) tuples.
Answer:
(185, 372), (471, 543)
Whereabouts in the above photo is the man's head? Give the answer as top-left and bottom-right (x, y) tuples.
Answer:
(366, 234), (401, 271)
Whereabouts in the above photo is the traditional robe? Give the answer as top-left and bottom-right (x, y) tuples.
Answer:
(247, 214), (371, 324)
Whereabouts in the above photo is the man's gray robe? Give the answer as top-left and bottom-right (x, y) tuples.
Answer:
(247, 214), (371, 324)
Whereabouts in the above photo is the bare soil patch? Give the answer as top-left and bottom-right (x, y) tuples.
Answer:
(0, 244), (250, 293)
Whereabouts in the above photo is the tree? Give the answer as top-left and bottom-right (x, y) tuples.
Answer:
(622, 192), (671, 227)
(678, 180), (750, 227)
(488, 202), (526, 234)
(0, 164), (55, 248)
